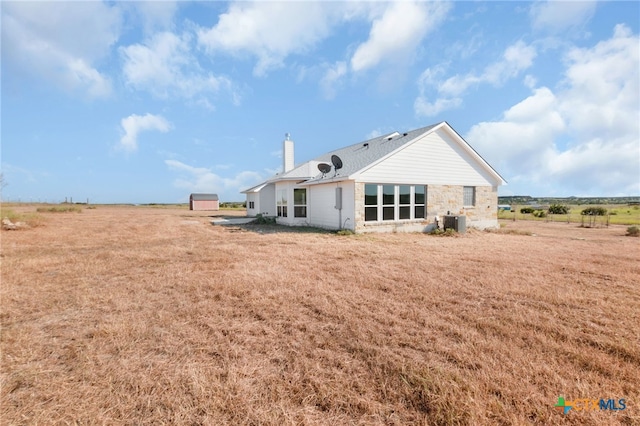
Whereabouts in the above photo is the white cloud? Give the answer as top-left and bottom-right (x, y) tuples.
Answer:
(131, 1), (178, 34)
(320, 61), (348, 99)
(441, 40), (536, 96)
(415, 40), (536, 117)
(466, 25), (639, 196)
(559, 24), (639, 141)
(466, 87), (565, 174)
(165, 160), (263, 201)
(65, 58), (113, 98)
(530, 0), (597, 33)
(414, 65), (463, 116)
(484, 41), (537, 85)
(1, 1), (120, 98)
(121, 31), (235, 103)
(350, 1), (450, 72)
(414, 96), (462, 117)
(197, 2), (339, 77)
(197, 0), (448, 96)
(118, 114), (172, 153)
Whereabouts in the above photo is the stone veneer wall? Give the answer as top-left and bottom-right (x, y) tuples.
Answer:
(354, 183), (498, 233)
(426, 185), (497, 222)
(466, 185), (499, 225)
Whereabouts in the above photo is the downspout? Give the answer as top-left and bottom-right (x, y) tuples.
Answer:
(335, 185), (343, 230)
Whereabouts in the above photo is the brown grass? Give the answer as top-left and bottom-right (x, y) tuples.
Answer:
(1, 206), (639, 425)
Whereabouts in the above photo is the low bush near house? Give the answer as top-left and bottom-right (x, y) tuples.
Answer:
(252, 213), (276, 225)
(627, 226), (639, 237)
(520, 207), (535, 214)
(430, 227), (457, 236)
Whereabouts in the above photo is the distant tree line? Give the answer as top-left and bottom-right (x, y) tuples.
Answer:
(518, 205), (610, 216)
(499, 196), (640, 205)
(219, 201), (246, 209)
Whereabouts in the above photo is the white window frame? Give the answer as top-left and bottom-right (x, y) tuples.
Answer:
(277, 189), (288, 217)
(364, 184), (428, 222)
(399, 184), (411, 220)
(364, 184), (378, 222)
(293, 188), (307, 218)
(382, 184), (395, 221)
(414, 185), (426, 219)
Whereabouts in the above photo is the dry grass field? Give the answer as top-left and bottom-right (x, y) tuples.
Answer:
(1, 205), (639, 425)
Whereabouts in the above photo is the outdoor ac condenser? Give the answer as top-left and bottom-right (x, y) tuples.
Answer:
(443, 215), (466, 233)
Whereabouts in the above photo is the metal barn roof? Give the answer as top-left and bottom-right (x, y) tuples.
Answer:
(190, 193), (219, 201)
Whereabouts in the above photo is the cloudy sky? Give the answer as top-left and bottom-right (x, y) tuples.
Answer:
(2, 0), (638, 203)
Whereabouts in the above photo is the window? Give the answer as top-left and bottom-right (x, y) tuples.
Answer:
(364, 184), (427, 222)
(414, 186), (426, 219)
(364, 184), (378, 221)
(248, 201), (255, 209)
(463, 186), (476, 206)
(277, 189), (288, 217)
(382, 184), (395, 220)
(399, 185), (411, 220)
(294, 188), (307, 218)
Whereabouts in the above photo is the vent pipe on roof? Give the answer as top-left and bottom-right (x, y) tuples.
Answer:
(283, 133), (294, 173)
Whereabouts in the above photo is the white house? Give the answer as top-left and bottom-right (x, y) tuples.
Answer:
(242, 122), (506, 233)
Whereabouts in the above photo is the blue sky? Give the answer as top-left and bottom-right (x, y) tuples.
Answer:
(2, 0), (639, 203)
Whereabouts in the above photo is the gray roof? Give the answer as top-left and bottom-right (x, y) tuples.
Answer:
(190, 193), (219, 201)
(304, 124), (439, 183)
(242, 121), (505, 192)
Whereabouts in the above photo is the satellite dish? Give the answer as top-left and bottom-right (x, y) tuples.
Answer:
(331, 155), (343, 170)
(317, 163), (331, 174)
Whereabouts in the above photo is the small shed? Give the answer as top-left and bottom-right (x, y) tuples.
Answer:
(189, 193), (219, 211)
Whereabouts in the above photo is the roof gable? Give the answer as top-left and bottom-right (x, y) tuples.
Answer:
(304, 124), (439, 183)
(242, 121), (505, 192)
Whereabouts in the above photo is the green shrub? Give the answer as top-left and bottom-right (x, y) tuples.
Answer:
(626, 226), (639, 237)
(430, 228), (457, 236)
(532, 210), (547, 218)
(220, 202), (245, 209)
(581, 206), (607, 216)
(36, 206), (82, 213)
(252, 214), (276, 225)
(548, 204), (569, 214)
(520, 207), (535, 214)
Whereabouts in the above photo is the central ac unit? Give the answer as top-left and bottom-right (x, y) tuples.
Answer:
(443, 215), (466, 233)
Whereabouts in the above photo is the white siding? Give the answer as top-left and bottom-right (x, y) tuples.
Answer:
(358, 128), (497, 186)
(258, 183), (276, 216)
(246, 193), (259, 216)
(308, 181), (355, 230)
(275, 182), (309, 226)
